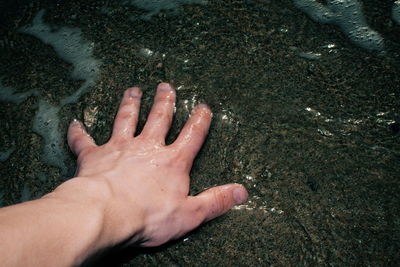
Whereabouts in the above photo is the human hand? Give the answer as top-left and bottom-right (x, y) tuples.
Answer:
(60, 83), (248, 248)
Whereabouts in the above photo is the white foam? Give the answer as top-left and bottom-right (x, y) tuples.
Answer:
(17, 9), (102, 176)
(32, 100), (67, 175)
(293, 0), (384, 51)
(126, 0), (206, 20)
(139, 47), (155, 57)
(293, 0), (334, 23)
(298, 51), (322, 60)
(19, 9), (101, 105)
(0, 77), (37, 104)
(393, 1), (400, 25)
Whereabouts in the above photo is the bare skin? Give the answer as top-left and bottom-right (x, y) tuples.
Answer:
(0, 82), (248, 267)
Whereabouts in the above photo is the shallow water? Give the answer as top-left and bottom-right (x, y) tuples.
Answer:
(0, 0), (399, 265)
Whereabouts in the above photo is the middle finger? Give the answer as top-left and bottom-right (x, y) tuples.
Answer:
(140, 83), (176, 143)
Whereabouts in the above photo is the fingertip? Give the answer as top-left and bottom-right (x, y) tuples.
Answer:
(70, 118), (82, 127)
(189, 105), (212, 125)
(156, 82), (176, 101)
(67, 119), (96, 156)
(125, 87), (142, 98)
(193, 183), (248, 222)
(232, 184), (248, 205)
(193, 103), (210, 111)
(157, 82), (174, 92)
(68, 119), (86, 138)
(68, 119), (84, 137)
(192, 104), (212, 117)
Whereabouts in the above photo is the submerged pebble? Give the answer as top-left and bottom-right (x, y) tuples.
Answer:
(83, 106), (99, 128)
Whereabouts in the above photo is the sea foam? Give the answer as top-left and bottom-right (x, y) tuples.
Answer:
(19, 9), (101, 105)
(32, 100), (67, 174)
(293, 0), (384, 51)
(0, 77), (37, 104)
(17, 10), (101, 176)
(393, 1), (400, 25)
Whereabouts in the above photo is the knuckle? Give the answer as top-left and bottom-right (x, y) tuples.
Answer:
(116, 107), (138, 124)
(152, 109), (166, 119)
(71, 135), (84, 149)
(191, 122), (207, 137)
(169, 151), (192, 171)
(155, 92), (175, 104)
(119, 104), (136, 116)
(117, 111), (134, 122)
(76, 145), (94, 160)
(192, 206), (205, 225)
(211, 190), (229, 215)
(68, 127), (81, 140)
(151, 109), (172, 122)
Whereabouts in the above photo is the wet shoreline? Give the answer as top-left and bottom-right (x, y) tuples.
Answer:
(1, 0), (399, 265)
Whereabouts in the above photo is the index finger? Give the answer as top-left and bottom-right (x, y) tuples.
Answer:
(171, 104), (212, 169)
(111, 87), (142, 141)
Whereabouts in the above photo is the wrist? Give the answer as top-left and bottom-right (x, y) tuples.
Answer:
(48, 177), (145, 249)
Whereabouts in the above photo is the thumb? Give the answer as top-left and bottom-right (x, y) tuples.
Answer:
(190, 184), (248, 222)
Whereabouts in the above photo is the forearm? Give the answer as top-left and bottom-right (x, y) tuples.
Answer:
(0, 177), (143, 267)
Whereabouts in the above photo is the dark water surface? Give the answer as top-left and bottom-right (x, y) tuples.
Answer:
(1, 0), (399, 265)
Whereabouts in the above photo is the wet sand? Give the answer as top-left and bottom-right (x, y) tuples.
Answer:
(0, 0), (399, 265)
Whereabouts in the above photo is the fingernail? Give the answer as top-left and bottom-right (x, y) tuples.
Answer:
(128, 87), (141, 97)
(158, 82), (173, 91)
(233, 186), (248, 205)
(71, 119), (81, 126)
(194, 104), (210, 110)
(193, 104), (212, 116)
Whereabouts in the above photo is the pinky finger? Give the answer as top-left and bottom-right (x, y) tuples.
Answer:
(67, 119), (97, 156)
